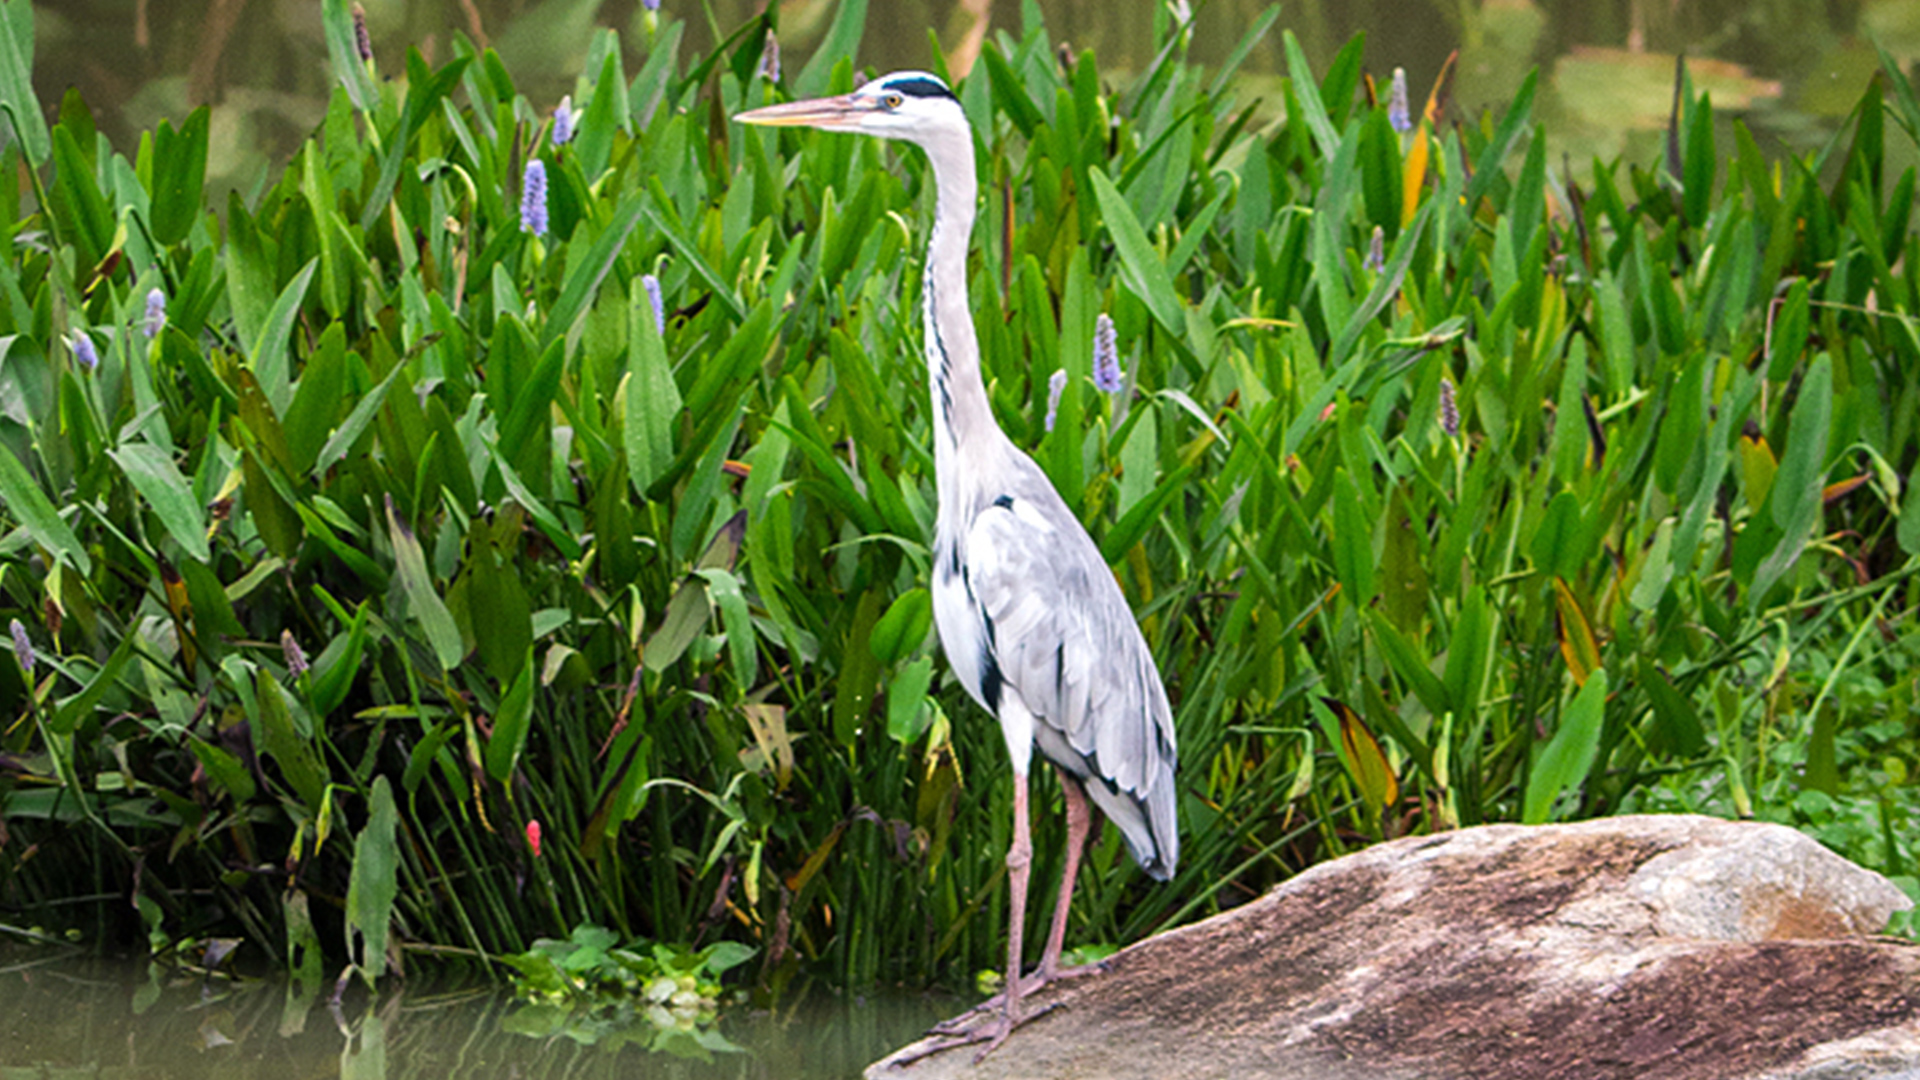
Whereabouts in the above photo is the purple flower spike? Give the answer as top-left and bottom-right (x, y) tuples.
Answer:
(1092, 313), (1122, 394)
(642, 0), (659, 10)
(553, 96), (574, 146)
(642, 273), (665, 334)
(1388, 67), (1412, 135)
(352, 2), (373, 63)
(1439, 375), (1460, 438)
(143, 288), (167, 338)
(281, 629), (309, 677)
(520, 159), (549, 237)
(9, 618), (33, 677)
(1365, 226), (1385, 273)
(70, 332), (99, 370)
(1044, 368), (1067, 432)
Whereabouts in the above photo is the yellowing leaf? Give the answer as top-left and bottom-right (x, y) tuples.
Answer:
(1327, 696), (1399, 816)
(1553, 577), (1602, 686)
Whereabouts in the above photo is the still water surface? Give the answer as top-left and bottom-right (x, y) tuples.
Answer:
(0, 946), (951, 1079)
(29, 0), (1920, 196)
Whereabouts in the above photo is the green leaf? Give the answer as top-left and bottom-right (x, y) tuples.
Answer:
(1522, 668), (1609, 824)
(51, 634), (136, 736)
(313, 354), (408, 478)
(385, 495), (464, 671)
(1638, 657), (1706, 757)
(1367, 610), (1449, 717)
(1768, 281), (1809, 382)
(283, 322), (348, 475)
(149, 107), (208, 246)
(1281, 30), (1338, 161)
(1380, 485), (1429, 634)
(544, 190), (645, 347)
(108, 442), (210, 564)
(1101, 464), (1192, 564)
(345, 776), (399, 985)
(644, 575), (710, 673)
(833, 590), (885, 747)
(1443, 587), (1493, 723)
(1804, 707), (1839, 796)
(1753, 354), (1831, 602)
(0, 0), (50, 165)
(1530, 491), (1585, 580)
(695, 568), (757, 692)
(1463, 68), (1538, 213)
(1900, 463), (1920, 557)
(794, 0), (868, 99)
(1087, 167), (1184, 336)
(869, 588), (933, 666)
(498, 334), (565, 493)
(1331, 469), (1376, 605)
(1628, 519), (1677, 613)
(468, 544), (532, 684)
(625, 276), (681, 494)
(484, 658), (536, 782)
(887, 656), (936, 744)
(308, 601), (369, 719)
(240, 450), (304, 559)
(51, 123), (111, 270)
(321, 0), (379, 109)
(189, 737), (256, 802)
(251, 258), (320, 416)
(1682, 89), (1715, 225)
(255, 669), (325, 807)
(573, 48), (623, 180)
(640, 198), (745, 320)
(0, 444), (91, 574)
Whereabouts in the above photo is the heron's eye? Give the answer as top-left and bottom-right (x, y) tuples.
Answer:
(883, 92), (905, 110)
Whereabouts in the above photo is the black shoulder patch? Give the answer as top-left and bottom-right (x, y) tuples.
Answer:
(887, 75), (956, 101)
(991, 494), (1014, 510)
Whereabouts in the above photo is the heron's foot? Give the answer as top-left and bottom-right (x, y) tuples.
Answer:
(926, 959), (1109, 1036)
(892, 1002), (1062, 1068)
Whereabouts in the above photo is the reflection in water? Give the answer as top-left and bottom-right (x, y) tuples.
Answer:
(0, 946), (954, 1079)
(30, 0), (1918, 198)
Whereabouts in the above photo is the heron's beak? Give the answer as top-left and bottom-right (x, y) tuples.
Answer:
(733, 94), (873, 129)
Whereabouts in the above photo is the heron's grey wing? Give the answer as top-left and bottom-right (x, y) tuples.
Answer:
(963, 483), (1179, 878)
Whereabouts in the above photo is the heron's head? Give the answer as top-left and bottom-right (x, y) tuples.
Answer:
(733, 71), (968, 148)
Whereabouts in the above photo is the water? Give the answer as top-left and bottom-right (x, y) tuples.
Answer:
(28, 0), (1920, 197)
(0, 945), (953, 1080)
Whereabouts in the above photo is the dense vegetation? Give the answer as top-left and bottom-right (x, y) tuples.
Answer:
(1, 0), (1917, 1004)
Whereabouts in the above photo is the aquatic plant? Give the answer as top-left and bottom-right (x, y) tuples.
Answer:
(0, 0), (1915, 998)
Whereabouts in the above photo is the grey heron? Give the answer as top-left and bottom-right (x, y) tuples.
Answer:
(736, 71), (1179, 1058)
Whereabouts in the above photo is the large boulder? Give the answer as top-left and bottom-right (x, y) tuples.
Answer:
(870, 814), (1918, 1080)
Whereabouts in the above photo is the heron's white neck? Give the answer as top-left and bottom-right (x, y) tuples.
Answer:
(915, 130), (1000, 500)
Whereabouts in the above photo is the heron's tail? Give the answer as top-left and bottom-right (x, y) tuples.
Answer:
(1078, 765), (1179, 881)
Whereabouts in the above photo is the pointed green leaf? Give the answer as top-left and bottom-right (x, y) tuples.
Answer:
(484, 658), (536, 782)
(0, 0), (50, 165)
(108, 442), (210, 564)
(385, 496), (464, 671)
(1523, 668), (1608, 824)
(252, 258), (320, 416)
(0, 445), (91, 574)
(1087, 167), (1184, 336)
(149, 107), (208, 246)
(345, 776), (399, 985)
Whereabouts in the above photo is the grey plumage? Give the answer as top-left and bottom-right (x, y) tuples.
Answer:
(737, 68), (1179, 1056)
(934, 451), (1179, 879)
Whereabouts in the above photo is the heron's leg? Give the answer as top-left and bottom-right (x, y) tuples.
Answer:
(1032, 768), (1090, 986)
(985, 769), (1034, 1058)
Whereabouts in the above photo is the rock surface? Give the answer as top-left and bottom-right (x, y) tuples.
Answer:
(869, 814), (1919, 1080)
